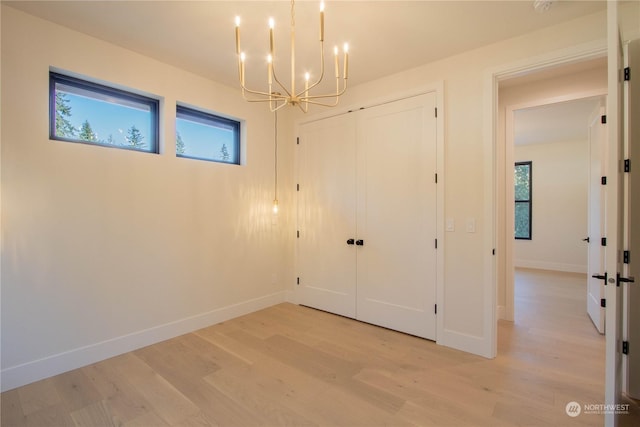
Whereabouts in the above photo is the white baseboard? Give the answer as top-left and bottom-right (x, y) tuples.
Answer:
(497, 305), (506, 320)
(514, 259), (587, 274)
(1, 291), (286, 392)
(438, 328), (493, 359)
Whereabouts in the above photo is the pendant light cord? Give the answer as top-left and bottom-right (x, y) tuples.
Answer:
(274, 110), (278, 202)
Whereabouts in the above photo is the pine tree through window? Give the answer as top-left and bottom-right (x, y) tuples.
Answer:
(515, 161), (532, 240)
(49, 71), (159, 153)
(175, 105), (241, 165)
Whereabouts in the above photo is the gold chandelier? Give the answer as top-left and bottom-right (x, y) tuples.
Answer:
(234, 0), (349, 113)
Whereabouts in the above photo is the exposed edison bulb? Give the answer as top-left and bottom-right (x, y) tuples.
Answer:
(269, 17), (275, 29)
(272, 199), (279, 214)
(240, 52), (246, 62)
(235, 16), (241, 26)
(334, 46), (339, 55)
(268, 54), (273, 63)
(343, 43), (349, 53)
(320, 1), (325, 12)
(305, 72), (310, 82)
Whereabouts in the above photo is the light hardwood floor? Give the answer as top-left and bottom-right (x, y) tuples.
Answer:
(2, 268), (640, 426)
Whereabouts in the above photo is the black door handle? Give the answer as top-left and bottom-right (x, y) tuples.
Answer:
(582, 237), (590, 242)
(356, 239), (364, 246)
(592, 273), (607, 281)
(346, 238), (355, 245)
(618, 273), (635, 286)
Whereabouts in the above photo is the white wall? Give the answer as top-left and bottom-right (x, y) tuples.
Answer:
(514, 139), (589, 272)
(291, 9), (608, 357)
(0, 6), (295, 391)
(0, 3), (619, 388)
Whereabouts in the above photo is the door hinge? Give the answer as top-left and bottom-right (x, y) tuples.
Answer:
(624, 251), (631, 264)
(492, 248), (496, 255)
(297, 230), (300, 238)
(601, 115), (607, 124)
(601, 298), (606, 308)
(435, 173), (438, 183)
(297, 277), (300, 285)
(435, 239), (438, 249)
(623, 341), (629, 355)
(435, 107), (438, 118)
(297, 183), (300, 191)
(624, 67), (631, 82)
(601, 176), (607, 185)
(297, 137), (300, 145)
(625, 159), (631, 173)
(601, 237), (607, 247)
(434, 304), (437, 314)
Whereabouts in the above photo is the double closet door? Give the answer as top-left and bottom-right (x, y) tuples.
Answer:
(296, 93), (438, 340)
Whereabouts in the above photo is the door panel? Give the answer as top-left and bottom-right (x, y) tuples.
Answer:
(297, 93), (438, 340)
(604, 2), (624, 423)
(356, 93), (438, 340)
(625, 37), (640, 399)
(297, 114), (357, 318)
(587, 103), (607, 334)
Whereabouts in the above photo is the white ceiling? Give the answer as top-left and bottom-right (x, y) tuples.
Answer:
(4, 0), (606, 89)
(514, 96), (603, 146)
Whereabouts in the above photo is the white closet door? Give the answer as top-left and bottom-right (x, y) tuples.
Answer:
(356, 93), (438, 340)
(297, 114), (357, 318)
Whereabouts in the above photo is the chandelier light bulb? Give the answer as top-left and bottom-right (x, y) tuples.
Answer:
(269, 17), (275, 29)
(272, 199), (279, 214)
(235, 16), (240, 27)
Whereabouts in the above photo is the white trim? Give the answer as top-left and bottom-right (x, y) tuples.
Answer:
(513, 260), (587, 274)
(438, 328), (490, 357)
(484, 39), (608, 360)
(1, 291), (286, 392)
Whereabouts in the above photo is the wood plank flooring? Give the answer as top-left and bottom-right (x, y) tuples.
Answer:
(3, 268), (640, 426)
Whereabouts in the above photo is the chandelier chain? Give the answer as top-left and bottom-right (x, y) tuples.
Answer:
(291, 0), (295, 28)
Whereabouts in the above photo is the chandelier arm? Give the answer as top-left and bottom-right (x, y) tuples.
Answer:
(270, 100), (289, 112)
(294, 41), (326, 98)
(271, 64), (293, 98)
(239, 81), (289, 100)
(300, 79), (348, 101)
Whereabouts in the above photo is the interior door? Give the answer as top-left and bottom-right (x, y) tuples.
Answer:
(624, 37), (640, 399)
(297, 114), (357, 318)
(356, 93), (438, 340)
(587, 102), (607, 334)
(604, 2), (624, 424)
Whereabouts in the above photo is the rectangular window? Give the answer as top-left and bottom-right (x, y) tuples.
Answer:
(176, 105), (241, 165)
(515, 161), (532, 240)
(50, 71), (159, 153)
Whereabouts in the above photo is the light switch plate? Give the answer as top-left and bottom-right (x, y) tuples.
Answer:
(466, 218), (476, 233)
(446, 218), (455, 232)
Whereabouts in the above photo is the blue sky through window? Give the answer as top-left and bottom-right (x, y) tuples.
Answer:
(61, 91), (152, 149)
(176, 117), (237, 163)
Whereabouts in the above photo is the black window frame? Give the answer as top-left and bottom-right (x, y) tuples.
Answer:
(49, 71), (160, 153)
(175, 104), (241, 165)
(514, 161), (533, 240)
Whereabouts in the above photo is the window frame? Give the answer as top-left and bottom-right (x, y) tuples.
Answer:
(175, 104), (241, 165)
(514, 161), (533, 240)
(49, 71), (160, 153)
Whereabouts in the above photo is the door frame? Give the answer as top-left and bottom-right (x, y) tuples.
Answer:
(484, 39), (607, 358)
(293, 82), (445, 343)
(502, 92), (606, 323)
